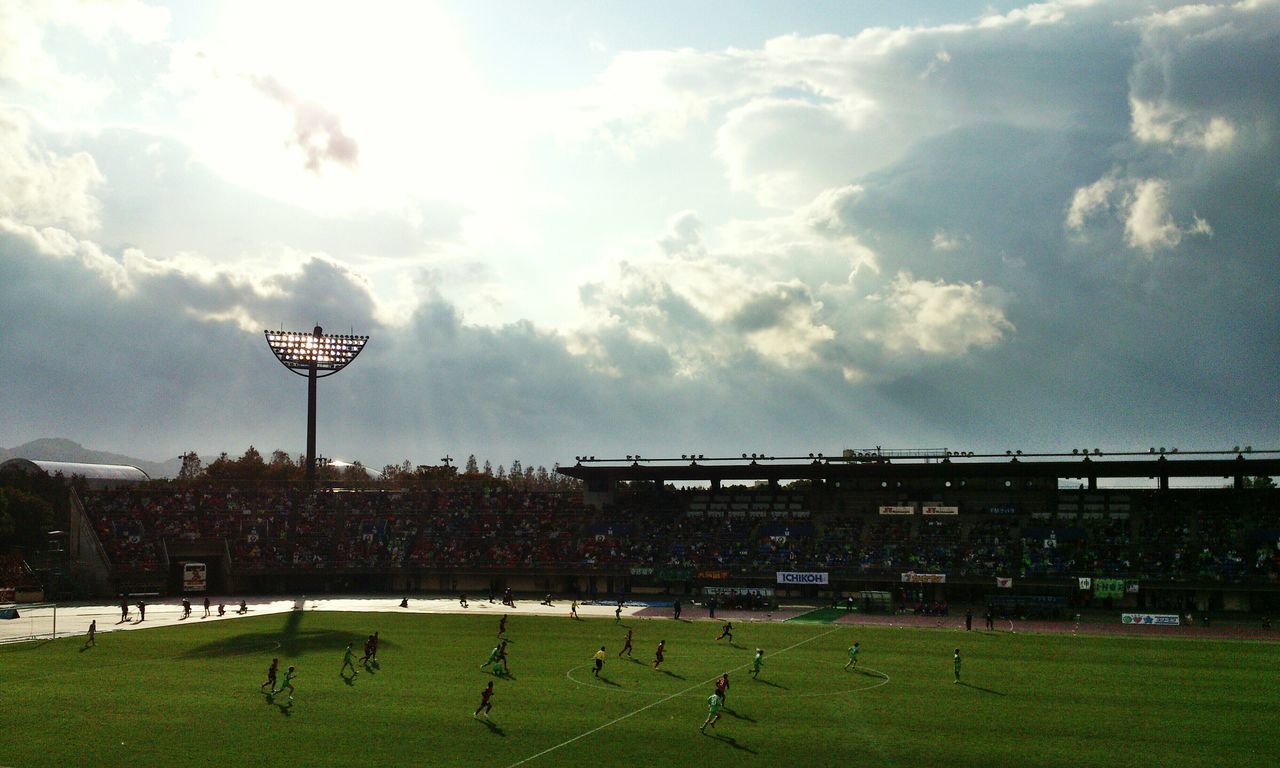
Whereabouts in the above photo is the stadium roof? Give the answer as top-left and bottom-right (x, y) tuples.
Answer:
(0, 459), (150, 487)
(557, 451), (1280, 492)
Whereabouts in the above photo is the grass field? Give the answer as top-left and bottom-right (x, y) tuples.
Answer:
(3, 609), (1278, 768)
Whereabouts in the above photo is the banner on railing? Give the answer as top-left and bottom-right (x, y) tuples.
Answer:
(696, 569), (729, 580)
(1078, 577), (1092, 590)
(901, 572), (946, 584)
(1093, 578), (1124, 598)
(703, 586), (774, 597)
(776, 571), (829, 585)
(1122, 613), (1180, 626)
(995, 577), (1013, 588)
(1126, 581), (1140, 594)
(656, 567), (694, 581)
(630, 567), (654, 576)
(922, 505), (959, 515)
(878, 505), (914, 515)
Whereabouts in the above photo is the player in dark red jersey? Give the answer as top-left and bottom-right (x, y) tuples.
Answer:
(474, 681), (495, 719)
(715, 672), (730, 707)
(653, 639), (666, 669)
(498, 614), (508, 637)
(261, 658), (279, 694)
(716, 621), (733, 642)
(618, 628), (633, 658)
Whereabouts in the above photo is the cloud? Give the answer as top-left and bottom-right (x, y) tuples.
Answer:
(250, 75), (359, 174)
(862, 273), (1012, 356)
(1067, 174), (1212, 254)
(0, 108), (104, 232)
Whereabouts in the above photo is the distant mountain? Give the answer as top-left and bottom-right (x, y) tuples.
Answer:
(0, 438), (182, 479)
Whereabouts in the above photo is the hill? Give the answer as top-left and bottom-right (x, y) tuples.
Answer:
(0, 437), (181, 479)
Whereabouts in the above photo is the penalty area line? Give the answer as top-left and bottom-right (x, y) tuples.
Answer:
(502, 625), (844, 768)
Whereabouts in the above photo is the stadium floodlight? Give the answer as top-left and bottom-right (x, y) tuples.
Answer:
(265, 325), (369, 487)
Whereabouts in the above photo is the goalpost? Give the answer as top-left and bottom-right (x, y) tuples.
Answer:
(0, 602), (60, 645)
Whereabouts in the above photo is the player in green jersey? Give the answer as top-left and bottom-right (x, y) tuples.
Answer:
(751, 648), (764, 679)
(953, 648), (961, 683)
(341, 643), (359, 678)
(844, 641), (860, 671)
(700, 692), (722, 733)
(279, 666), (297, 702)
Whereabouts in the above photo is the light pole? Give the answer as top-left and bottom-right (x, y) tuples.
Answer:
(265, 326), (369, 487)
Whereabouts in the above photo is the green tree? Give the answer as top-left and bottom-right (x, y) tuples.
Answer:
(465, 454), (479, 474)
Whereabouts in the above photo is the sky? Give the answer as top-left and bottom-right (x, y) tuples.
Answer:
(1, 0), (1277, 471)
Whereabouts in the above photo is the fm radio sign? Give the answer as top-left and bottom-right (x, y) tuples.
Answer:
(776, 571), (829, 585)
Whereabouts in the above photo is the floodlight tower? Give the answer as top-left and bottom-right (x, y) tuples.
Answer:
(264, 325), (369, 487)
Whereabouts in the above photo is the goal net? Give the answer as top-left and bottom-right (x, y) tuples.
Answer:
(0, 602), (60, 645)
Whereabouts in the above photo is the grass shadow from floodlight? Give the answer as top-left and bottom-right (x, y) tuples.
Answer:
(958, 682), (1006, 696)
(709, 734), (755, 753)
(753, 678), (788, 690)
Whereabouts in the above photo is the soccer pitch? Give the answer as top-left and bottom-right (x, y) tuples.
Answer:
(3, 609), (1277, 768)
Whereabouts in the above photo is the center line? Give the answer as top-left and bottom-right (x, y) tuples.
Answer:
(502, 625), (844, 768)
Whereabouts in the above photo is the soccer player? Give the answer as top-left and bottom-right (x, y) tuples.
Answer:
(497, 640), (510, 676)
(482, 643), (503, 673)
(370, 631), (380, 662)
(361, 634), (375, 666)
(460, 593), (469, 609)
(498, 614), (508, 638)
(119, 598), (129, 623)
(953, 648), (961, 683)
(700, 692), (721, 733)
(261, 658), (279, 693)
(204, 597), (211, 618)
(83, 619), (96, 648)
(279, 666), (297, 702)
(342, 643), (359, 677)
(653, 639), (666, 669)
(751, 648), (764, 679)
(844, 641), (860, 671)
(570, 600), (579, 619)
(474, 681), (494, 719)
(715, 673), (730, 707)
(716, 621), (733, 642)
(619, 628), (633, 658)
(673, 599), (682, 621)
(593, 646), (607, 677)
(615, 600), (623, 624)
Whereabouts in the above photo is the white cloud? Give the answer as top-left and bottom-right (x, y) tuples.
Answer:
(0, 109), (104, 232)
(1130, 97), (1236, 150)
(863, 273), (1013, 356)
(1067, 174), (1212, 253)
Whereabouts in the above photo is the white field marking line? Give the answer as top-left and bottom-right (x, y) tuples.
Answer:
(503, 625), (845, 768)
(793, 666), (890, 698)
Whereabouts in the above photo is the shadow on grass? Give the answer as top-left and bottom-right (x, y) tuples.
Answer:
(342, 672), (357, 686)
(477, 717), (505, 736)
(753, 678), (788, 690)
(957, 682), (1006, 696)
(723, 709), (756, 723)
(595, 676), (620, 687)
(181, 629), (369, 658)
(708, 734), (755, 753)
(658, 670), (686, 680)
